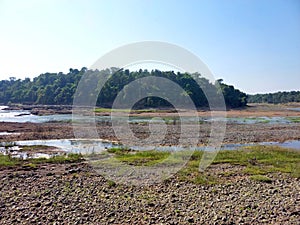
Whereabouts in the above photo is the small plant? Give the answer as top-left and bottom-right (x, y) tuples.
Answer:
(107, 180), (116, 187)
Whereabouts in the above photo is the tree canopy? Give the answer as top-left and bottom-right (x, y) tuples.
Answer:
(248, 91), (300, 104)
(0, 68), (248, 108)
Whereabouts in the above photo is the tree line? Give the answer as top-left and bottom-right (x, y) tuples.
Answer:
(0, 68), (247, 108)
(248, 91), (300, 104)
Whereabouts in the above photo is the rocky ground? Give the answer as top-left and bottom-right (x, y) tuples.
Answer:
(0, 163), (299, 225)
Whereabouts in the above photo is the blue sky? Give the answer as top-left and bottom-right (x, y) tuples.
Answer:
(0, 0), (299, 94)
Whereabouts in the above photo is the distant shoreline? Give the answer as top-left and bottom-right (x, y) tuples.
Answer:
(2, 102), (300, 117)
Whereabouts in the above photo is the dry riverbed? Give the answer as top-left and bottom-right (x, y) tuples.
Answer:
(0, 104), (300, 224)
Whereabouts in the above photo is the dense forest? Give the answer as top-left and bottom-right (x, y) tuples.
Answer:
(248, 91), (300, 104)
(0, 68), (247, 108)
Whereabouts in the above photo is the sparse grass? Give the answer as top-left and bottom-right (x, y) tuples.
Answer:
(0, 154), (20, 167)
(170, 146), (300, 183)
(115, 150), (171, 166)
(0, 153), (83, 168)
(22, 163), (37, 168)
(106, 145), (300, 184)
(107, 147), (132, 155)
(287, 117), (300, 123)
(32, 153), (83, 164)
(249, 175), (272, 183)
(2, 143), (299, 184)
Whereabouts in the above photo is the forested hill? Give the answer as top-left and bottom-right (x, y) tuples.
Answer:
(0, 68), (248, 108)
(248, 91), (300, 104)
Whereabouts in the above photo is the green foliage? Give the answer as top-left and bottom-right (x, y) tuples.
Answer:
(216, 79), (248, 108)
(0, 68), (247, 108)
(248, 91), (300, 104)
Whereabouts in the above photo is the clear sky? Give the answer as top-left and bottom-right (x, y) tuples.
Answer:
(0, 0), (299, 94)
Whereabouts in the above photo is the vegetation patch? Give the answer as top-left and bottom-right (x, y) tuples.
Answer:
(0, 153), (83, 168)
(107, 147), (133, 155)
(287, 117), (300, 123)
(105, 145), (300, 184)
(177, 146), (300, 184)
(249, 175), (272, 183)
(0, 154), (20, 167)
(115, 150), (171, 166)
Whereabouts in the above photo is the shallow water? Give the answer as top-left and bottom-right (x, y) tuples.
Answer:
(0, 106), (298, 125)
(1, 138), (299, 159)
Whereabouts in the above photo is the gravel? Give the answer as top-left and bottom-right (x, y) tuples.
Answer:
(0, 163), (299, 224)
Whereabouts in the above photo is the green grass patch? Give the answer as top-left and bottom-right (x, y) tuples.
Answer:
(107, 147), (132, 155)
(177, 146), (300, 184)
(0, 155), (20, 167)
(115, 150), (171, 166)
(287, 117), (300, 123)
(249, 175), (272, 183)
(0, 153), (83, 168)
(106, 145), (300, 184)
